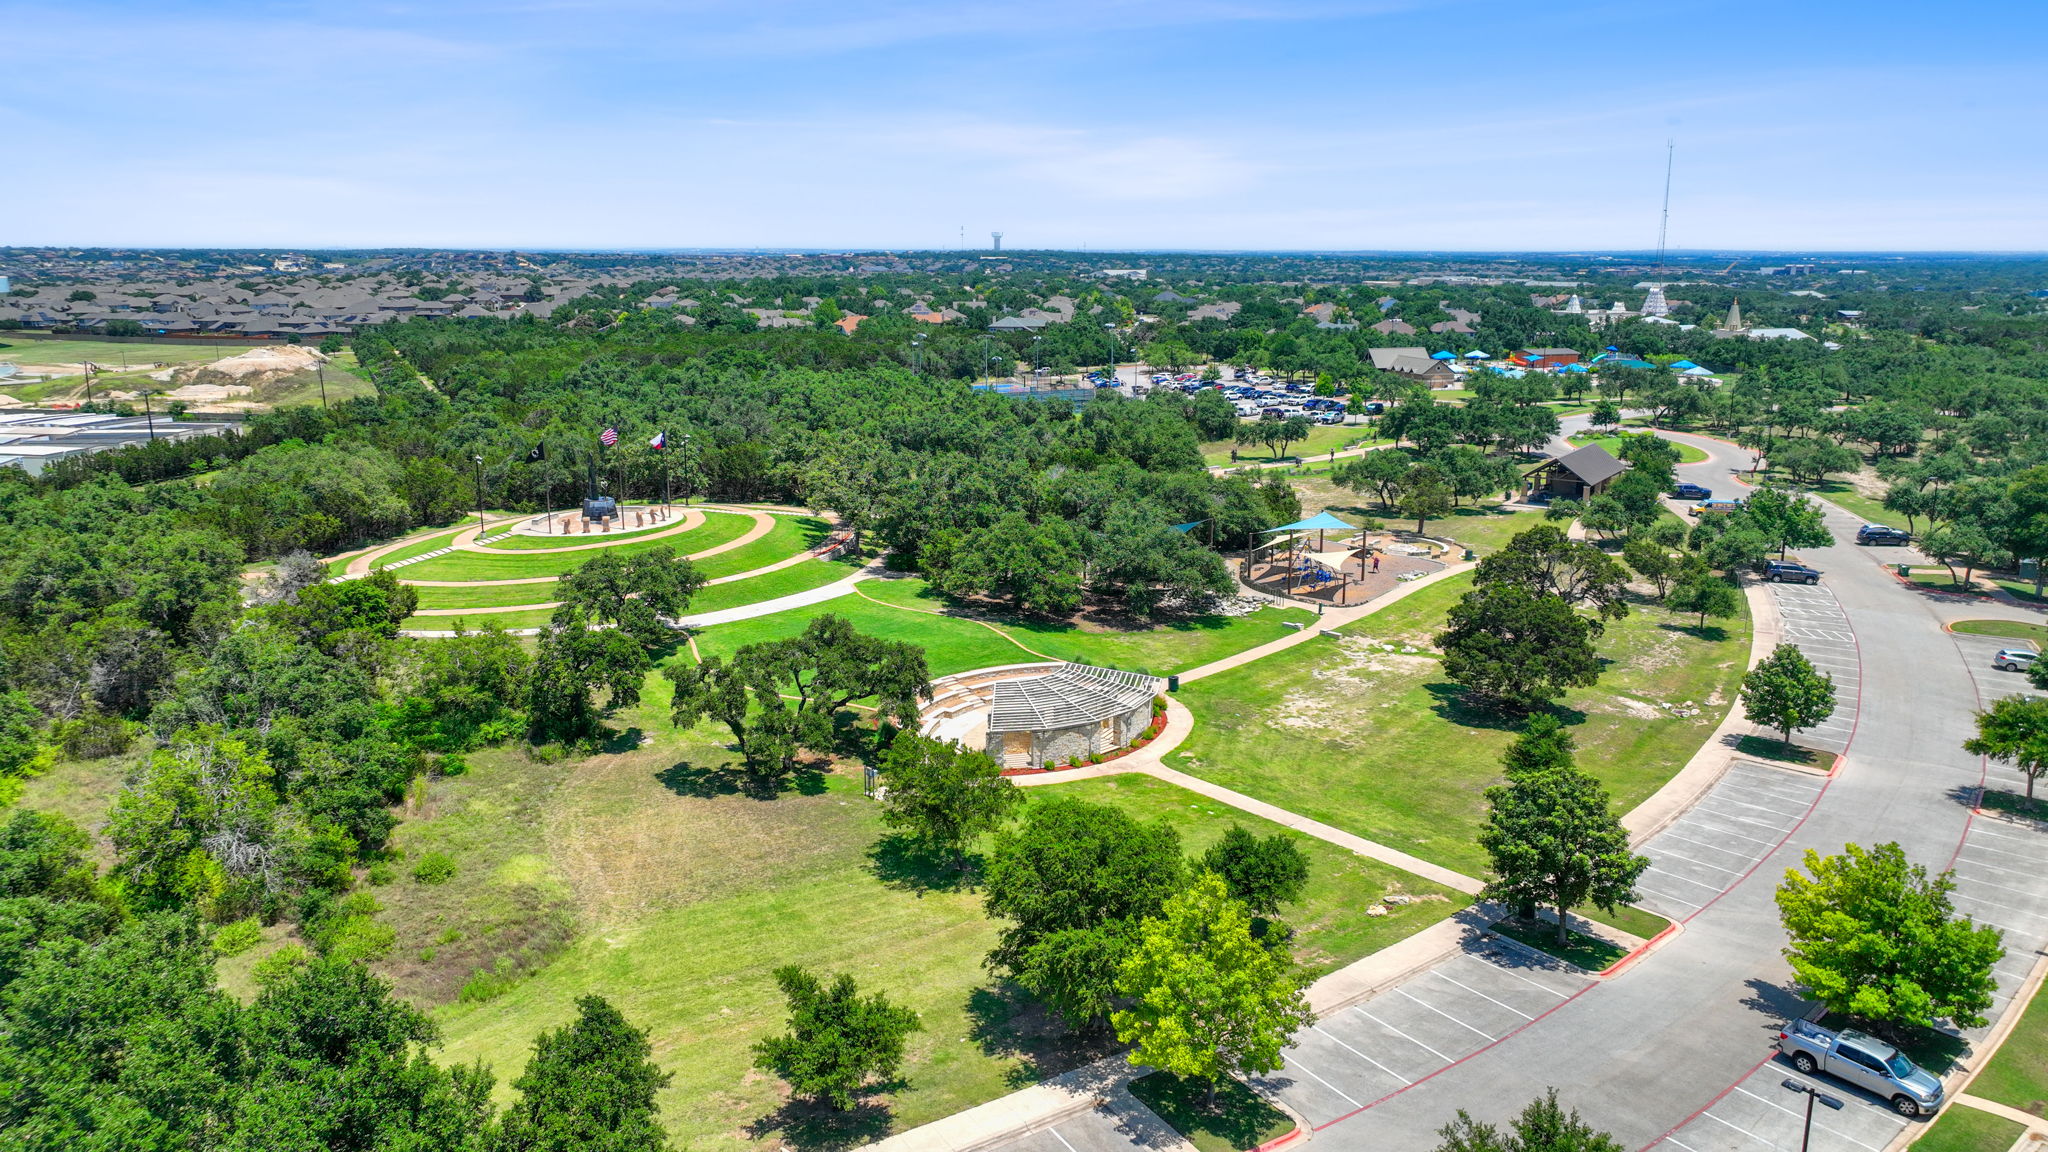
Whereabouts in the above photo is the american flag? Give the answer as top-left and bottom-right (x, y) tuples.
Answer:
(599, 427), (619, 447)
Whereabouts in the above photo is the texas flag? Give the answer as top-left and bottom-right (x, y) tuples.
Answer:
(599, 427), (619, 447)
(649, 431), (667, 450)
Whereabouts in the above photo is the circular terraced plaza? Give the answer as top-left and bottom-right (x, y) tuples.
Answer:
(920, 661), (1163, 771)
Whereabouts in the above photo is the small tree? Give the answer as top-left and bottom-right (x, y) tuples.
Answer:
(1964, 695), (2048, 802)
(1741, 644), (1835, 746)
(1434, 1089), (1625, 1152)
(1334, 448), (1414, 511)
(1478, 762), (1647, 945)
(877, 733), (1021, 869)
(1200, 825), (1309, 918)
(1111, 873), (1315, 1108)
(1437, 585), (1602, 710)
(1501, 714), (1576, 778)
(1665, 573), (1742, 631)
(551, 547), (705, 647)
(1776, 842), (2005, 1031)
(499, 995), (672, 1151)
(754, 967), (922, 1110)
(1738, 486), (1833, 559)
(1398, 465), (1455, 534)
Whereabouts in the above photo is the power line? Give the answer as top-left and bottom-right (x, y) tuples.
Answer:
(1655, 140), (1675, 273)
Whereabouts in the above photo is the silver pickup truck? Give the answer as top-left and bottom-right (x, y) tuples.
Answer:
(1775, 1019), (1945, 1116)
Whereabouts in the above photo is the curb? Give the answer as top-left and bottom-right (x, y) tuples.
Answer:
(1254, 1126), (1306, 1152)
(1600, 919), (1684, 979)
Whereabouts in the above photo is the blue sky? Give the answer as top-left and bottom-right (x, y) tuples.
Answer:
(5, 0), (2043, 251)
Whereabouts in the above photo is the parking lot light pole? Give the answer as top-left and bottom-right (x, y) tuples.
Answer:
(1780, 1079), (1843, 1152)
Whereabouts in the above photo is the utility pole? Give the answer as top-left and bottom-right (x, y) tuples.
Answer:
(316, 362), (328, 408)
(140, 390), (156, 440)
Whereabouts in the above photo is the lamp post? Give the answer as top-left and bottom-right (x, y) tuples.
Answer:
(316, 362), (328, 409)
(1780, 1079), (1843, 1152)
(679, 434), (694, 507)
(1104, 322), (1118, 387)
(472, 454), (486, 532)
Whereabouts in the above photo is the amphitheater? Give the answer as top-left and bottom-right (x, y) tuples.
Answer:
(919, 661), (1162, 771)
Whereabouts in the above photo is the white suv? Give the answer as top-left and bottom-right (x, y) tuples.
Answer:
(1994, 648), (2038, 673)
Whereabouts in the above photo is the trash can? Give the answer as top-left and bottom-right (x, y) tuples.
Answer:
(1896, 563), (1910, 578)
(1463, 548), (1476, 562)
(1167, 674), (1180, 693)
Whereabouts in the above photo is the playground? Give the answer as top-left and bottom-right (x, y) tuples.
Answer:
(1239, 511), (1448, 607)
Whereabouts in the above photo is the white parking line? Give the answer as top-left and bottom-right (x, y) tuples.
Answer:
(1966, 824), (2048, 846)
(1471, 960), (1574, 999)
(1954, 857), (2036, 879)
(1699, 1109), (1778, 1147)
(1960, 841), (2048, 862)
(1282, 1054), (1363, 1107)
(1644, 866), (1726, 892)
(1430, 970), (1534, 1020)
(1693, 805), (1801, 832)
(1730, 1085), (1886, 1151)
(1649, 847), (1747, 876)
(1632, 882), (1706, 908)
(1697, 792), (1804, 820)
(1950, 895), (2048, 924)
(1394, 988), (1495, 1040)
(1659, 1137), (1703, 1152)
(1309, 1025), (1412, 1085)
(1659, 830), (1770, 861)
(1046, 1126), (1081, 1152)
(1675, 819), (1786, 849)
(1355, 1006), (1454, 1063)
(1954, 872), (2048, 900)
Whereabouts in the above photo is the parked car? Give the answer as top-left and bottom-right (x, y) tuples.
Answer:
(1672, 483), (1712, 500)
(1994, 648), (2039, 673)
(1765, 561), (1823, 584)
(1775, 1019), (1944, 1117)
(1690, 498), (1746, 516)
(1857, 524), (1914, 546)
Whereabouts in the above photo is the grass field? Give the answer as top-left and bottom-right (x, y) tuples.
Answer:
(421, 719), (1463, 1152)
(0, 337), (231, 368)
(406, 555), (862, 626)
(1970, 974), (2048, 1115)
(1128, 1072), (1293, 1152)
(1169, 573), (1751, 878)
(1201, 423), (1371, 466)
(1567, 432), (1709, 464)
(851, 578), (1316, 677)
(1489, 918), (1629, 972)
(1950, 619), (2048, 646)
(1910, 1105), (2026, 1152)
(401, 512), (756, 582)
(692, 515), (830, 581)
(411, 582), (561, 611)
(1773, 473), (1896, 528)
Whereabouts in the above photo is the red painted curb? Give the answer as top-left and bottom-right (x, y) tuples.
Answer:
(1601, 920), (1680, 979)
(1253, 1126), (1305, 1152)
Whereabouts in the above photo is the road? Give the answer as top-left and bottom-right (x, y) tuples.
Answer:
(982, 419), (2048, 1152)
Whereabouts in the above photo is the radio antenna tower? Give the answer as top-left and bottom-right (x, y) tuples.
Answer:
(991, 231), (1003, 252)
(1655, 140), (1674, 274)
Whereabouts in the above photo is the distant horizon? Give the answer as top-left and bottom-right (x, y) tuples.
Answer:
(11, 245), (2048, 261)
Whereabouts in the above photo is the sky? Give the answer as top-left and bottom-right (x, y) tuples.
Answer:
(5, 0), (2045, 252)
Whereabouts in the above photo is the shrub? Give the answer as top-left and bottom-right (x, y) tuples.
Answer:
(325, 918), (396, 964)
(459, 961), (519, 1003)
(212, 917), (264, 956)
(412, 852), (457, 884)
(252, 944), (310, 987)
(366, 862), (395, 886)
(433, 753), (470, 777)
(53, 712), (133, 760)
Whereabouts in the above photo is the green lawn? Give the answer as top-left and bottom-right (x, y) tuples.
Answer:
(1773, 474), (1896, 528)
(1988, 576), (2048, 604)
(684, 556), (861, 616)
(1128, 1073), (1294, 1152)
(1169, 573), (1751, 878)
(691, 515), (830, 581)
(1428, 505), (1548, 555)
(1201, 422), (1366, 465)
(1030, 774), (1469, 977)
(1971, 972), (2048, 1115)
(411, 582), (559, 611)
(409, 606), (558, 632)
(853, 578), (1317, 677)
(0, 337), (231, 367)
(422, 724), (1463, 1152)
(399, 512), (755, 581)
(1907, 568), (1984, 595)
(1567, 432), (1708, 464)
(1488, 918), (1629, 972)
(1950, 619), (2048, 646)
(1575, 902), (1671, 940)
(1911, 1104), (2026, 1152)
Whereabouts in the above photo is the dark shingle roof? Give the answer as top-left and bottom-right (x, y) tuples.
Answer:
(1548, 443), (1627, 487)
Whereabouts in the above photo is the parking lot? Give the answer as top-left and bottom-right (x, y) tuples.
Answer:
(1948, 815), (2048, 1020)
(981, 1092), (1187, 1152)
(1248, 942), (1592, 1127)
(1767, 584), (1861, 755)
(1653, 1060), (1912, 1152)
(1631, 761), (1831, 923)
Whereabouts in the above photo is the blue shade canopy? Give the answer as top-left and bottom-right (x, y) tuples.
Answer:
(1171, 520), (1205, 534)
(1430, 350), (1457, 360)
(1265, 510), (1358, 534)
(1670, 359), (1699, 369)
